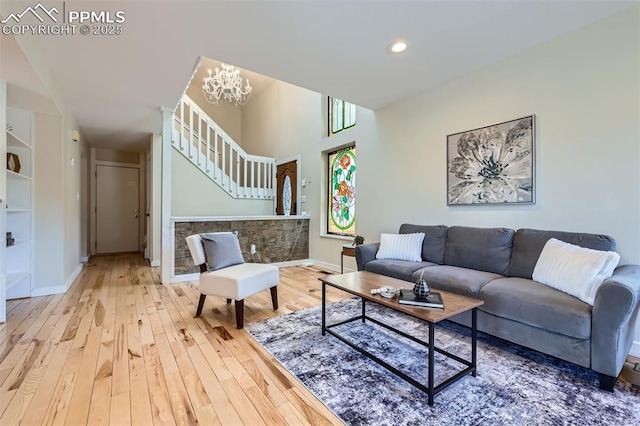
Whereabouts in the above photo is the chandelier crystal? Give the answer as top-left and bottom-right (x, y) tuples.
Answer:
(202, 63), (252, 107)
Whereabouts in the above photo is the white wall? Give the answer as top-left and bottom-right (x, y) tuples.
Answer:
(33, 112), (65, 291)
(171, 149), (273, 216)
(242, 9), (640, 348)
(241, 80), (377, 272)
(186, 78), (242, 145)
(362, 8), (639, 264)
(63, 112), (82, 285)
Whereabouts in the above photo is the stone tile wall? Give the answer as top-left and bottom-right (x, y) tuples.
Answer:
(174, 218), (309, 275)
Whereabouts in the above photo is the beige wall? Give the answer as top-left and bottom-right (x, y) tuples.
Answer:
(363, 8), (639, 265)
(171, 149), (273, 216)
(33, 112), (65, 290)
(241, 80), (377, 272)
(241, 9), (640, 347)
(186, 70), (243, 145)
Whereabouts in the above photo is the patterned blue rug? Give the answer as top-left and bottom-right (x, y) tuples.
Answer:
(246, 298), (640, 426)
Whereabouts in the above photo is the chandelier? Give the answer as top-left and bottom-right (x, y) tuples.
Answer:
(202, 63), (252, 107)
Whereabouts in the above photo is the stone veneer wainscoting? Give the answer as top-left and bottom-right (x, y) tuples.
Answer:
(174, 217), (310, 275)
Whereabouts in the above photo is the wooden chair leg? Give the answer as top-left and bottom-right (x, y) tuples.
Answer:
(195, 294), (206, 316)
(226, 298), (232, 305)
(270, 286), (279, 310)
(235, 300), (244, 329)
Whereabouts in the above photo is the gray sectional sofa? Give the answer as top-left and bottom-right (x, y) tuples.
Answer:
(355, 224), (640, 390)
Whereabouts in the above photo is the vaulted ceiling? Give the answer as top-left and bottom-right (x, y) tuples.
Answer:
(0, 0), (635, 149)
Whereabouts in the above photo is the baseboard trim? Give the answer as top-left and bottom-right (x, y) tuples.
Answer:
(65, 263), (84, 289)
(31, 263), (83, 297)
(31, 285), (68, 297)
(312, 260), (355, 274)
(630, 341), (640, 358)
(171, 273), (199, 284)
(150, 260), (161, 267)
(273, 259), (313, 268)
(80, 256), (89, 262)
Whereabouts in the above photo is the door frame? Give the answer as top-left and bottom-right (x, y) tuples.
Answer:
(275, 154), (301, 215)
(90, 157), (142, 256)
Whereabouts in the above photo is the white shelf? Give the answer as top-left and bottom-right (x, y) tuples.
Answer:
(7, 239), (30, 249)
(6, 272), (31, 299)
(7, 130), (30, 148)
(6, 170), (31, 181)
(7, 272), (30, 288)
(4, 106), (34, 301)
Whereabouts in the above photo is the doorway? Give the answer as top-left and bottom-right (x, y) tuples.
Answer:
(96, 165), (140, 253)
(276, 159), (297, 215)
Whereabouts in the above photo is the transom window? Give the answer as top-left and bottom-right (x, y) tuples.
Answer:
(327, 145), (356, 236)
(329, 97), (356, 135)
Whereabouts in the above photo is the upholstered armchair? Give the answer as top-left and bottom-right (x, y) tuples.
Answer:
(185, 233), (279, 329)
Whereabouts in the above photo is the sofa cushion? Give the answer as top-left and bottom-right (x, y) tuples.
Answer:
(364, 260), (436, 283)
(412, 265), (503, 298)
(509, 229), (617, 279)
(479, 277), (592, 340)
(532, 238), (620, 305)
(376, 233), (425, 262)
(443, 226), (515, 275)
(399, 224), (449, 264)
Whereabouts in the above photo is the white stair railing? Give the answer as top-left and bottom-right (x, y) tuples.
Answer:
(172, 95), (276, 199)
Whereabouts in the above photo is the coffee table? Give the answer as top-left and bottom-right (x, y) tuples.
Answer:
(319, 271), (484, 405)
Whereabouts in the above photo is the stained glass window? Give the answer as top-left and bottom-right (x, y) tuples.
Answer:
(328, 146), (356, 236)
(329, 97), (356, 135)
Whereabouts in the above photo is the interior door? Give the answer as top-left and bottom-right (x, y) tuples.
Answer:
(96, 165), (139, 254)
(276, 160), (297, 215)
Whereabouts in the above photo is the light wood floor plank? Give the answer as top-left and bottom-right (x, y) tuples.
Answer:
(1, 254), (347, 425)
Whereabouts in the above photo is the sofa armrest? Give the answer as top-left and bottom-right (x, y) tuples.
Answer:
(355, 243), (380, 271)
(591, 264), (640, 377)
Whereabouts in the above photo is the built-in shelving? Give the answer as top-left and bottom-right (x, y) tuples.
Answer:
(5, 107), (33, 299)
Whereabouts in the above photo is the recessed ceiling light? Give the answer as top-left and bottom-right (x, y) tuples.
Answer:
(389, 40), (407, 54)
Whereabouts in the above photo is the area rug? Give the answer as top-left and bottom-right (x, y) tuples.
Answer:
(246, 298), (640, 426)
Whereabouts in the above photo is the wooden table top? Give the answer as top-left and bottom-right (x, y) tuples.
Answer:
(319, 271), (484, 323)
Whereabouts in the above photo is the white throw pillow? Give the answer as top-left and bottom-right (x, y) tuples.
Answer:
(376, 233), (425, 262)
(532, 238), (620, 305)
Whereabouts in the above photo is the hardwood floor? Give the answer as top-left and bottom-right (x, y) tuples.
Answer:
(0, 254), (349, 425)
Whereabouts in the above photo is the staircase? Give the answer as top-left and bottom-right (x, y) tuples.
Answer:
(172, 95), (276, 199)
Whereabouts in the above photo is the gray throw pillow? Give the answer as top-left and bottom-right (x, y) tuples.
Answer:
(201, 233), (244, 271)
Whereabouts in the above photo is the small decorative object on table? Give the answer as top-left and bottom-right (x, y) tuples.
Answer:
(7, 153), (21, 173)
(353, 235), (365, 245)
(398, 290), (444, 308)
(413, 270), (430, 298)
(370, 286), (399, 298)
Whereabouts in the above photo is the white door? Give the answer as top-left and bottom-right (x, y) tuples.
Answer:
(96, 165), (139, 254)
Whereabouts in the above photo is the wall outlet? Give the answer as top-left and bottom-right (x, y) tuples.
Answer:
(250, 244), (256, 254)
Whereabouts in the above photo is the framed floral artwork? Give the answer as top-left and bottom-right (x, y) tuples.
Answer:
(447, 115), (535, 205)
